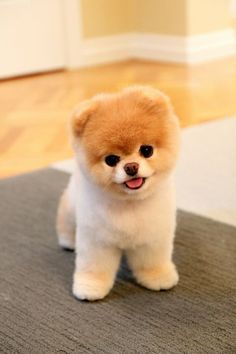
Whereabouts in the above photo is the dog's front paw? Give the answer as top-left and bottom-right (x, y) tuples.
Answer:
(73, 271), (113, 301)
(58, 233), (75, 251)
(134, 262), (179, 291)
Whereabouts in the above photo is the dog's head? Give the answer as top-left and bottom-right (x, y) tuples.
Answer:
(71, 86), (180, 200)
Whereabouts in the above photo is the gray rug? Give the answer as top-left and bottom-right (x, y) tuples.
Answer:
(0, 169), (235, 354)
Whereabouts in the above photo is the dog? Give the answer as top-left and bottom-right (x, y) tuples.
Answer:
(56, 86), (180, 301)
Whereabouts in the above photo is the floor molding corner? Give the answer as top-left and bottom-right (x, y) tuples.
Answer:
(76, 29), (236, 67)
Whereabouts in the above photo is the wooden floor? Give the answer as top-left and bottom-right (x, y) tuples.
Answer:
(1, 57), (236, 178)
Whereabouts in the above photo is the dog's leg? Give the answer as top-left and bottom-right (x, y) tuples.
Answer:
(126, 237), (178, 291)
(73, 238), (122, 301)
(56, 188), (76, 251)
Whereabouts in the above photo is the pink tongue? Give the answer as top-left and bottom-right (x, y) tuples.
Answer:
(125, 177), (143, 189)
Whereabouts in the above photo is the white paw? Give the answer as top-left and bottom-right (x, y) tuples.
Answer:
(134, 262), (179, 291)
(72, 271), (113, 301)
(58, 234), (75, 251)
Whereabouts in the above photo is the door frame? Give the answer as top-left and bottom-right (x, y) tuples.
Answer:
(63, 0), (84, 68)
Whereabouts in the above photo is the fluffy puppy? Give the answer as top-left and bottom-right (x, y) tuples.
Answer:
(56, 86), (180, 301)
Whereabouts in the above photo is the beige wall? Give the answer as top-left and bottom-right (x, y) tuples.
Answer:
(81, 0), (133, 38)
(187, 0), (232, 35)
(80, 0), (188, 37)
(80, 0), (232, 38)
(134, 0), (188, 36)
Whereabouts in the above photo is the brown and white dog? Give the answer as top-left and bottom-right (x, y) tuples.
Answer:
(57, 86), (180, 301)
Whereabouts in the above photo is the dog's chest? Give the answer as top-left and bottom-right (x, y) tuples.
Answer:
(91, 199), (164, 248)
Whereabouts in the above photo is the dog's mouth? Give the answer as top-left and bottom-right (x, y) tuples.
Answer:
(124, 177), (146, 190)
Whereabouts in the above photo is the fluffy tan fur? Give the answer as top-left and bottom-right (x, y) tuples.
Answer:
(57, 86), (180, 301)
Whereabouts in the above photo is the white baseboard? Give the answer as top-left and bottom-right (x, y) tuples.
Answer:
(78, 29), (236, 67)
(80, 34), (133, 66)
(185, 29), (236, 63)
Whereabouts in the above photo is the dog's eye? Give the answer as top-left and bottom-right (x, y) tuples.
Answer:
(105, 155), (120, 167)
(139, 145), (153, 158)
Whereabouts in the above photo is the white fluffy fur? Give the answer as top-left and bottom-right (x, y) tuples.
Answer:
(58, 163), (178, 301)
(57, 86), (180, 301)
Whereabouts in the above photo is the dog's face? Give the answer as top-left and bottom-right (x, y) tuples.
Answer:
(71, 86), (180, 200)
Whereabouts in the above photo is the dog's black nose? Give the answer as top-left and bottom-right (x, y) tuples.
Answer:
(124, 162), (139, 176)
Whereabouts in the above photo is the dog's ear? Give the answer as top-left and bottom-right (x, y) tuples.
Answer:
(71, 99), (98, 137)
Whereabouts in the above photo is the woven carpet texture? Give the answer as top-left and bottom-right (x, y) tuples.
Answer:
(0, 169), (235, 353)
